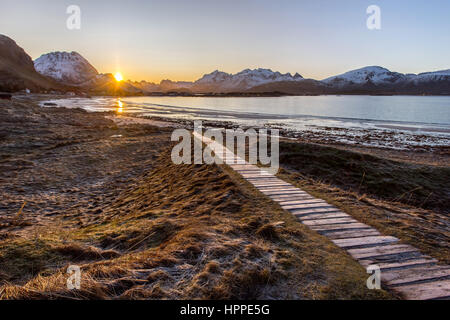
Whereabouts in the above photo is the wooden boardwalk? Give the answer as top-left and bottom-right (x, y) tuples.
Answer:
(195, 132), (450, 300)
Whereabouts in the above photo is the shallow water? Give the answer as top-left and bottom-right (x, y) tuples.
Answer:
(41, 95), (450, 149)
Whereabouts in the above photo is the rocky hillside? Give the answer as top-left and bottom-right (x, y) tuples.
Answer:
(0, 34), (64, 92)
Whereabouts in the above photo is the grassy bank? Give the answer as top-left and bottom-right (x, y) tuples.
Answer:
(279, 141), (449, 214)
(277, 141), (449, 263)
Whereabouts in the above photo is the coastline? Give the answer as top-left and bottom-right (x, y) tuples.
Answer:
(34, 94), (450, 153)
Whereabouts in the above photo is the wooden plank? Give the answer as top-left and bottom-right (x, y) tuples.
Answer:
(240, 173), (274, 177)
(238, 172), (270, 176)
(299, 212), (350, 221)
(250, 182), (287, 185)
(231, 167), (259, 171)
(269, 192), (312, 198)
(279, 200), (332, 212)
(347, 244), (419, 260)
(259, 187), (304, 192)
(357, 252), (428, 267)
(392, 279), (450, 300)
(257, 186), (299, 190)
(252, 183), (292, 188)
(278, 199), (327, 205)
(382, 266), (450, 286)
(264, 193), (312, 198)
(310, 222), (372, 232)
(282, 203), (335, 210)
(228, 164), (257, 167)
(254, 182), (293, 186)
(255, 186), (301, 194)
(247, 177), (284, 181)
(238, 169), (271, 173)
(261, 190), (304, 195)
(262, 189), (308, 195)
(247, 179), (285, 184)
(302, 217), (357, 226)
(269, 195), (315, 201)
(249, 179), (287, 183)
(332, 236), (398, 249)
(295, 209), (343, 217)
(358, 258), (437, 270)
(246, 176), (280, 179)
(291, 207), (344, 215)
(238, 167), (270, 171)
(261, 190), (306, 196)
(320, 229), (380, 240)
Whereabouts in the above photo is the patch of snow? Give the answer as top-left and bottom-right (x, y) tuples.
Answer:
(34, 51), (98, 85)
(322, 66), (407, 87)
(408, 69), (450, 83)
(195, 68), (304, 90)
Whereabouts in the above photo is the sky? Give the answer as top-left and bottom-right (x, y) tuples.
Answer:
(1, 0), (449, 83)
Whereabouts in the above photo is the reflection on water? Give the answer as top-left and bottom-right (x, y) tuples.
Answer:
(117, 99), (123, 113)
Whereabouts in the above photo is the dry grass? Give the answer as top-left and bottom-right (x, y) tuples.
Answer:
(276, 141), (449, 264)
(278, 141), (450, 213)
(0, 149), (394, 300)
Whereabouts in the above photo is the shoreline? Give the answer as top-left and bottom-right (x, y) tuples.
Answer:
(104, 112), (449, 166)
(28, 94), (450, 152)
(136, 114), (450, 156)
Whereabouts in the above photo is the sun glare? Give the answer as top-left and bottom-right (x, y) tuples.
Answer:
(117, 99), (123, 113)
(114, 72), (123, 82)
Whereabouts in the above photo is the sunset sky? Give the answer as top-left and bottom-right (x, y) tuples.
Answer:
(1, 0), (449, 83)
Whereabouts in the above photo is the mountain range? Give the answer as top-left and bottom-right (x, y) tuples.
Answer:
(126, 66), (450, 95)
(1, 34), (449, 95)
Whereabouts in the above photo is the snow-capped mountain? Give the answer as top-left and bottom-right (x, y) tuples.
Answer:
(34, 51), (98, 85)
(322, 66), (407, 87)
(127, 69), (304, 93)
(128, 79), (194, 92)
(320, 66), (450, 94)
(408, 69), (450, 83)
(127, 66), (449, 94)
(194, 68), (303, 92)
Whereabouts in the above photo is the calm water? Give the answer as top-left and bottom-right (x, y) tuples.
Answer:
(45, 95), (450, 134)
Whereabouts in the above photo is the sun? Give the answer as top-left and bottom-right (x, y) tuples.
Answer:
(114, 72), (123, 82)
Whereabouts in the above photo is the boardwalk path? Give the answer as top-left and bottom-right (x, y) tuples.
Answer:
(194, 132), (450, 300)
